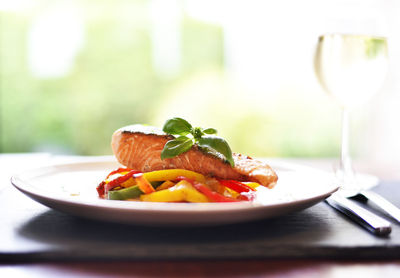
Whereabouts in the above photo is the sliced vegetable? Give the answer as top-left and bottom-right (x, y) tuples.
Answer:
(192, 182), (239, 202)
(96, 181), (106, 198)
(205, 178), (225, 194)
(217, 180), (257, 201)
(140, 180), (209, 203)
(238, 191), (256, 201)
(108, 185), (142, 200)
(106, 169), (141, 192)
(217, 179), (255, 193)
(98, 168), (262, 202)
(143, 169), (206, 183)
(176, 176), (239, 203)
(134, 173), (155, 194)
(156, 180), (175, 191)
(105, 167), (131, 179)
(243, 182), (261, 190)
(150, 181), (163, 188)
(141, 186), (185, 202)
(120, 177), (136, 188)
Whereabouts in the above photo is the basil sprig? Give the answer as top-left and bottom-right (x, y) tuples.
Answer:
(160, 117), (235, 167)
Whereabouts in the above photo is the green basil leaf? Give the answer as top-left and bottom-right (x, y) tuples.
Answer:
(162, 117), (192, 136)
(197, 135), (235, 167)
(202, 128), (217, 135)
(192, 127), (204, 139)
(161, 136), (194, 160)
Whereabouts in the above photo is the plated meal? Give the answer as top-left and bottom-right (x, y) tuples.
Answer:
(10, 117), (338, 225)
(97, 117), (278, 203)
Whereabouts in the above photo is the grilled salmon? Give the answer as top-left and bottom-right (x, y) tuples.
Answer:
(111, 125), (278, 188)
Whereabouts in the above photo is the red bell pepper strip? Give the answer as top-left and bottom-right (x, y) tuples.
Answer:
(217, 179), (256, 201)
(98, 168), (132, 198)
(176, 176), (239, 203)
(193, 183), (239, 202)
(217, 179), (255, 193)
(134, 173), (155, 194)
(106, 167), (132, 179)
(174, 176), (195, 184)
(96, 181), (106, 198)
(105, 169), (142, 192)
(238, 191), (256, 201)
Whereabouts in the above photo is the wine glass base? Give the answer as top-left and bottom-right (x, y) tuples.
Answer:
(353, 172), (380, 190)
(335, 171), (380, 197)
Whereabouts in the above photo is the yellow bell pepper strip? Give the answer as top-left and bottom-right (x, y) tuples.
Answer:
(107, 185), (142, 200)
(120, 177), (136, 188)
(140, 180), (209, 202)
(141, 186), (185, 202)
(172, 181), (209, 202)
(177, 177), (239, 202)
(134, 173), (155, 194)
(156, 180), (175, 191)
(143, 169), (206, 183)
(243, 182), (261, 190)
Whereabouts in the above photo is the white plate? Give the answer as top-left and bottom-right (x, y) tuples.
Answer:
(11, 158), (339, 226)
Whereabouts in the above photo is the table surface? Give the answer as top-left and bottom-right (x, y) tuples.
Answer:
(1, 153), (400, 278)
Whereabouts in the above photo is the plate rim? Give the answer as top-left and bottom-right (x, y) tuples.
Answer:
(10, 158), (339, 214)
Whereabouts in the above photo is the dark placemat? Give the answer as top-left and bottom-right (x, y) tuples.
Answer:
(1, 181), (400, 262)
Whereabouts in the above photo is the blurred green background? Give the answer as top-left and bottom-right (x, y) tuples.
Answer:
(3, 0), (382, 159)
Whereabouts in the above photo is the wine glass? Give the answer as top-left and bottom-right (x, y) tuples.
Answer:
(314, 34), (388, 190)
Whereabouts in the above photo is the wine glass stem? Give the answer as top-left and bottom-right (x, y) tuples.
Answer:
(340, 108), (354, 179)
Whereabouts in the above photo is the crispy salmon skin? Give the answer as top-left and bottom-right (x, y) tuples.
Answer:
(111, 125), (278, 188)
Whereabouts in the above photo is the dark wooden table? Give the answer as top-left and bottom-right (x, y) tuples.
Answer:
(2, 260), (400, 277)
(1, 154), (400, 278)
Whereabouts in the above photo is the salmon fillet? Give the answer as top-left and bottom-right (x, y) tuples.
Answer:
(111, 125), (278, 188)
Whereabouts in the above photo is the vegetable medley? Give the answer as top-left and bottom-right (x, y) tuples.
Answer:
(96, 168), (261, 202)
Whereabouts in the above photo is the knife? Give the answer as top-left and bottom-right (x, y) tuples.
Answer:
(325, 193), (392, 236)
(335, 173), (400, 223)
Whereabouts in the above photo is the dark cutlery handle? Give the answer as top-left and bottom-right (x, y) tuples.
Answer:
(325, 194), (392, 236)
(359, 190), (400, 223)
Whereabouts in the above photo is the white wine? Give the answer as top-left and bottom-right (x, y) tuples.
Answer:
(314, 34), (388, 108)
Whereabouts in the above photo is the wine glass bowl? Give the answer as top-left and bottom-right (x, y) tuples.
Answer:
(314, 34), (388, 109)
(314, 34), (388, 188)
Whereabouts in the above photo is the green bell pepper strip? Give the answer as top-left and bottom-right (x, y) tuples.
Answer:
(107, 185), (143, 200)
